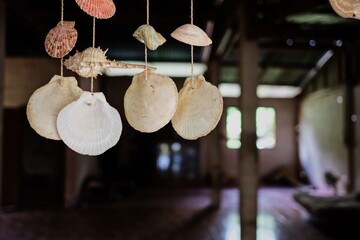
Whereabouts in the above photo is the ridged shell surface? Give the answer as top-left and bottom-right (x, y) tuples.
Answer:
(64, 47), (154, 78)
(329, 0), (360, 19)
(75, 0), (116, 19)
(124, 71), (178, 133)
(133, 24), (166, 50)
(26, 75), (83, 140)
(44, 21), (78, 58)
(171, 75), (223, 140)
(57, 91), (122, 156)
(171, 24), (212, 47)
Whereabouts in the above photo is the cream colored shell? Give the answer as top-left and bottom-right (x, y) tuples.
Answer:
(124, 71), (178, 133)
(171, 24), (212, 46)
(133, 24), (166, 50)
(26, 75), (83, 140)
(75, 0), (116, 19)
(57, 91), (122, 156)
(44, 21), (78, 58)
(64, 47), (156, 78)
(329, 0), (360, 19)
(171, 75), (223, 140)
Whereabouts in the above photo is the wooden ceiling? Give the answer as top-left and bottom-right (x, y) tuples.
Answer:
(5, 0), (360, 87)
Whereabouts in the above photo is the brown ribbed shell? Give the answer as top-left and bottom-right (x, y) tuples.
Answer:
(75, 0), (116, 19)
(44, 21), (78, 58)
(171, 75), (223, 140)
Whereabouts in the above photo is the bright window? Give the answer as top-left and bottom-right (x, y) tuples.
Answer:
(226, 107), (276, 149)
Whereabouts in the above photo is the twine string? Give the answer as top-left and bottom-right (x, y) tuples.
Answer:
(145, 0), (150, 80)
(190, 0), (194, 83)
(91, 17), (96, 94)
(60, 0), (64, 81)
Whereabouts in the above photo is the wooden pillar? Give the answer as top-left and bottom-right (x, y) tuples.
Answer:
(0, 0), (6, 206)
(239, 39), (259, 240)
(209, 59), (222, 208)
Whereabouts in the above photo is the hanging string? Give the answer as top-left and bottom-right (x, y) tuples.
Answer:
(60, 0), (64, 81)
(91, 16), (96, 94)
(190, 0), (194, 81)
(145, 0), (150, 80)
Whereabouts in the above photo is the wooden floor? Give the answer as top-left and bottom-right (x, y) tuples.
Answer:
(0, 188), (354, 240)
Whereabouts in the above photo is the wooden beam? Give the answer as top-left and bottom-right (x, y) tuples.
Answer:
(0, 0), (5, 207)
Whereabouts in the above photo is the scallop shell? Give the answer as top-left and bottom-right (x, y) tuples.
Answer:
(171, 75), (223, 140)
(124, 71), (178, 133)
(171, 24), (212, 47)
(64, 47), (156, 78)
(57, 91), (122, 156)
(26, 75), (83, 140)
(75, 0), (116, 19)
(44, 21), (78, 58)
(329, 0), (360, 19)
(133, 24), (166, 50)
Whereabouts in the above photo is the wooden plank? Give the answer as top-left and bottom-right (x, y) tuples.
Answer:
(0, 0), (5, 207)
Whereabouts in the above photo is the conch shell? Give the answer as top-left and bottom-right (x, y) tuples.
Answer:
(171, 75), (223, 140)
(26, 75), (83, 140)
(133, 24), (166, 50)
(57, 91), (122, 156)
(171, 24), (212, 46)
(44, 21), (78, 58)
(329, 0), (360, 19)
(64, 47), (156, 78)
(124, 71), (178, 133)
(75, 0), (116, 19)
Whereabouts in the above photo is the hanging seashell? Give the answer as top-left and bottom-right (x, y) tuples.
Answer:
(75, 0), (116, 19)
(171, 75), (223, 140)
(57, 91), (122, 156)
(171, 24), (212, 47)
(124, 71), (178, 133)
(329, 0), (360, 19)
(26, 75), (83, 140)
(44, 21), (78, 58)
(64, 47), (156, 78)
(133, 24), (166, 50)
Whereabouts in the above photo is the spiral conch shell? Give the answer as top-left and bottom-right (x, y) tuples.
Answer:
(171, 24), (212, 47)
(64, 47), (156, 78)
(75, 0), (116, 19)
(124, 71), (178, 133)
(44, 21), (78, 58)
(26, 75), (83, 140)
(133, 24), (166, 50)
(329, 0), (360, 19)
(171, 75), (223, 140)
(57, 91), (122, 156)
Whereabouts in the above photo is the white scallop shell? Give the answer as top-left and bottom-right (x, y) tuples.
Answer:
(329, 0), (360, 19)
(57, 91), (122, 156)
(124, 71), (178, 133)
(171, 24), (212, 46)
(26, 75), (83, 140)
(171, 75), (223, 140)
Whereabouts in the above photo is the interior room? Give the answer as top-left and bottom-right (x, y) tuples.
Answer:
(1, 0), (360, 239)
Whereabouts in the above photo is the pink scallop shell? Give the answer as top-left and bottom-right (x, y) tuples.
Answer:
(44, 21), (78, 58)
(75, 0), (116, 19)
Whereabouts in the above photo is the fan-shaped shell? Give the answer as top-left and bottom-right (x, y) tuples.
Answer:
(57, 91), (122, 156)
(329, 0), (360, 19)
(75, 0), (116, 19)
(171, 75), (223, 140)
(44, 21), (78, 58)
(26, 75), (83, 140)
(171, 24), (212, 47)
(64, 47), (156, 78)
(124, 71), (178, 133)
(133, 24), (166, 50)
